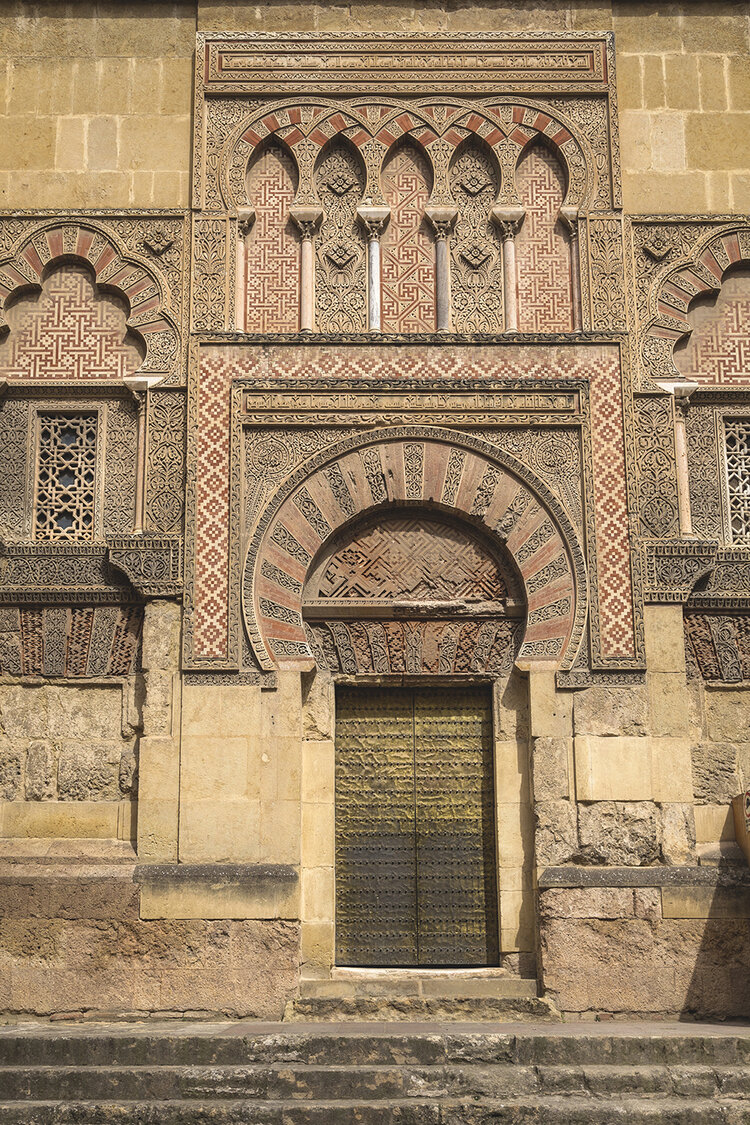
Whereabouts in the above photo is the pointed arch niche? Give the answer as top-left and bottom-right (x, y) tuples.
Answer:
(314, 141), (368, 333)
(381, 142), (435, 333)
(244, 141), (300, 333)
(515, 141), (574, 334)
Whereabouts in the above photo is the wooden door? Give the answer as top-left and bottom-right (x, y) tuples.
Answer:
(335, 684), (499, 966)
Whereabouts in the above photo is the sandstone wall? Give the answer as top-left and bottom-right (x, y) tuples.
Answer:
(1, 2), (748, 212)
(0, 864), (298, 1018)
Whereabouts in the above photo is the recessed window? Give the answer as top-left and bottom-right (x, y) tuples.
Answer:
(724, 418), (750, 544)
(35, 412), (98, 541)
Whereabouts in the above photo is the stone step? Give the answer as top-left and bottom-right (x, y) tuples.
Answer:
(0, 1098), (744, 1125)
(3, 1026), (750, 1068)
(1, 1062), (750, 1102)
(283, 996), (558, 1022)
(298, 975), (539, 1000)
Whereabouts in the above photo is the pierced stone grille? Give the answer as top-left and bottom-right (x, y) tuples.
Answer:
(35, 413), (98, 541)
(724, 420), (750, 544)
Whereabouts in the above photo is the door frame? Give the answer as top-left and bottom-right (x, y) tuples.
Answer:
(298, 669), (535, 980)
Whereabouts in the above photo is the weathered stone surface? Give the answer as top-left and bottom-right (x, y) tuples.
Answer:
(57, 742), (123, 801)
(691, 742), (738, 803)
(539, 887), (634, 921)
(0, 908), (299, 1018)
(301, 670), (334, 741)
(141, 600), (181, 672)
(577, 801), (659, 866)
(46, 685), (124, 741)
(573, 686), (649, 737)
(535, 800), (578, 866)
(704, 689), (750, 744)
(118, 747), (138, 794)
(494, 670), (529, 741)
(0, 740), (22, 800)
(532, 737), (569, 801)
(540, 915), (750, 1018)
(633, 888), (662, 921)
(659, 802), (696, 866)
(24, 740), (55, 801)
(0, 685), (48, 739)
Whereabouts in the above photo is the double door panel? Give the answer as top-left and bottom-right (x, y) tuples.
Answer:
(335, 684), (499, 967)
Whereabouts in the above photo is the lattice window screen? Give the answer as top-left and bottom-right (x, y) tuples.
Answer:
(34, 412), (98, 540)
(724, 419), (750, 543)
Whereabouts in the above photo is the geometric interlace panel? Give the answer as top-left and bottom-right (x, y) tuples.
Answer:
(724, 419), (750, 544)
(515, 142), (573, 333)
(0, 264), (143, 380)
(315, 516), (509, 602)
(35, 413), (97, 540)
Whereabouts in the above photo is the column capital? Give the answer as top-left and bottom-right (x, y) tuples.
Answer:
(236, 207), (256, 238)
(491, 205), (525, 242)
(559, 205), (580, 240)
(425, 206), (458, 240)
(357, 204), (390, 241)
(655, 379), (700, 414)
(290, 206), (323, 240)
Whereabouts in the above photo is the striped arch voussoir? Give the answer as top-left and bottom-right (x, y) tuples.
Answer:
(229, 99), (592, 213)
(244, 430), (587, 674)
(644, 226), (750, 378)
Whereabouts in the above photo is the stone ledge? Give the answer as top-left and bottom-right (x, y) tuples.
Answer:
(133, 863), (298, 885)
(539, 865), (750, 888)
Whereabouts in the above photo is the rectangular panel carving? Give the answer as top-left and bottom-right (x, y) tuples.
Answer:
(201, 33), (610, 95)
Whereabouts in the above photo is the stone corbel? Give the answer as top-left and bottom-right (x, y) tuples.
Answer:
(290, 206), (323, 333)
(559, 205), (583, 331)
(642, 539), (718, 604)
(425, 206), (458, 333)
(357, 205), (391, 331)
(491, 205), (525, 332)
(655, 379), (700, 537)
(107, 536), (182, 598)
(235, 207), (256, 332)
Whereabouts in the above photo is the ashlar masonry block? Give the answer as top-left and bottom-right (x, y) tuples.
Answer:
(574, 735), (652, 801)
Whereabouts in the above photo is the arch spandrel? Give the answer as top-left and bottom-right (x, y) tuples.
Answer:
(243, 429), (587, 674)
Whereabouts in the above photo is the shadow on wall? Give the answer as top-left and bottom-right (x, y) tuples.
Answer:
(680, 858), (750, 1021)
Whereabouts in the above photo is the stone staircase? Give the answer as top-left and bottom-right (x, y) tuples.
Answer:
(2, 1022), (750, 1122)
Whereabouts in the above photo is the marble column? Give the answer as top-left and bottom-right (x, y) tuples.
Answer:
(656, 379), (700, 536)
(560, 206), (583, 331)
(492, 206), (525, 332)
(235, 208), (255, 332)
(426, 207), (457, 333)
(290, 207), (322, 333)
(357, 205), (390, 332)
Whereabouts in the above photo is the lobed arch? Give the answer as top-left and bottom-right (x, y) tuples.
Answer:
(243, 428), (587, 675)
(222, 96), (594, 216)
(643, 225), (750, 383)
(0, 221), (179, 382)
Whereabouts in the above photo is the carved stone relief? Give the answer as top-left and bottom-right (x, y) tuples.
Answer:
(449, 145), (503, 333)
(314, 145), (367, 333)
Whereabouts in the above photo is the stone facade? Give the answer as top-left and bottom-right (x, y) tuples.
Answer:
(1, 2), (750, 1021)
